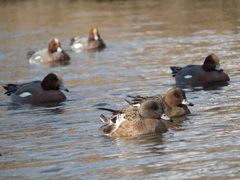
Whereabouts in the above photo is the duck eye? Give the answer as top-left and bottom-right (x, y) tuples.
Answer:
(208, 60), (214, 64)
(50, 76), (57, 82)
(174, 93), (180, 98)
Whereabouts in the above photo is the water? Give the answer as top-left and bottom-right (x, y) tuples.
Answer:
(0, 0), (240, 179)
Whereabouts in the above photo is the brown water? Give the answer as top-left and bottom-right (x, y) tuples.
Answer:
(0, 0), (240, 179)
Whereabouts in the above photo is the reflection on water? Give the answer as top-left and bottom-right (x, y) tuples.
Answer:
(178, 81), (230, 92)
(0, 0), (240, 179)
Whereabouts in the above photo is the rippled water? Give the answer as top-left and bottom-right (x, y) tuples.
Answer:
(0, 0), (240, 179)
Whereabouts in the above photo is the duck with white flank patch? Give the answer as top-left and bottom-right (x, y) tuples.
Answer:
(70, 28), (106, 52)
(170, 53), (230, 85)
(28, 38), (70, 64)
(3, 73), (68, 104)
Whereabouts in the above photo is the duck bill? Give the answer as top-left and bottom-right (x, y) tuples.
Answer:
(161, 113), (173, 122)
(182, 99), (194, 106)
(57, 47), (63, 52)
(94, 35), (99, 41)
(215, 65), (223, 71)
(59, 84), (69, 92)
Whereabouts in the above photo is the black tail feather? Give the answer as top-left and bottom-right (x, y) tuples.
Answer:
(27, 51), (35, 59)
(126, 95), (149, 103)
(170, 66), (181, 77)
(70, 37), (75, 46)
(124, 98), (132, 105)
(100, 124), (116, 135)
(100, 114), (109, 123)
(97, 108), (120, 115)
(3, 84), (18, 96)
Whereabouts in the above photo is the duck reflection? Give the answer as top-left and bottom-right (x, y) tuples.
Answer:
(177, 81), (229, 92)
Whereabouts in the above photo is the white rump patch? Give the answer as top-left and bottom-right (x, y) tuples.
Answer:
(73, 43), (83, 49)
(19, 92), (32, 97)
(184, 75), (192, 79)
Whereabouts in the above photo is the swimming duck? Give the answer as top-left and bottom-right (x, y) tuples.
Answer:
(98, 99), (172, 137)
(170, 54), (230, 85)
(3, 73), (68, 104)
(28, 38), (70, 64)
(70, 28), (106, 51)
(126, 87), (194, 117)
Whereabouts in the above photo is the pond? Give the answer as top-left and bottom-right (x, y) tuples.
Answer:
(0, 0), (240, 179)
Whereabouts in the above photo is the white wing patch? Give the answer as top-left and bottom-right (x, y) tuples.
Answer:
(116, 113), (125, 127)
(105, 113), (126, 136)
(184, 75), (192, 79)
(19, 92), (32, 97)
(132, 103), (140, 108)
(34, 55), (41, 60)
(73, 43), (83, 49)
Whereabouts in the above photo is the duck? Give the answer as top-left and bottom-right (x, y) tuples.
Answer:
(170, 53), (230, 85)
(3, 73), (69, 104)
(28, 38), (70, 64)
(98, 99), (173, 137)
(125, 87), (194, 117)
(70, 28), (106, 51)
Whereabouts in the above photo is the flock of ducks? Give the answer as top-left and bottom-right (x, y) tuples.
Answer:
(3, 28), (230, 137)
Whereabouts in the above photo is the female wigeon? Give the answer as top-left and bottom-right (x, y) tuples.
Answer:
(170, 54), (230, 85)
(126, 87), (194, 117)
(70, 28), (106, 51)
(3, 73), (68, 104)
(28, 38), (70, 64)
(98, 99), (173, 137)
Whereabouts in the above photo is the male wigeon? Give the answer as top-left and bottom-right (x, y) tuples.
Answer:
(98, 99), (173, 137)
(3, 73), (68, 104)
(170, 54), (230, 85)
(70, 28), (106, 51)
(126, 87), (194, 117)
(28, 38), (70, 64)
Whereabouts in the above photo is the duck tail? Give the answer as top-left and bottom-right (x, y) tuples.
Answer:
(124, 98), (133, 105)
(126, 95), (149, 106)
(124, 98), (140, 107)
(27, 51), (35, 59)
(97, 108), (120, 115)
(170, 66), (181, 77)
(70, 38), (74, 46)
(100, 123), (117, 135)
(99, 114), (109, 123)
(3, 84), (18, 96)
